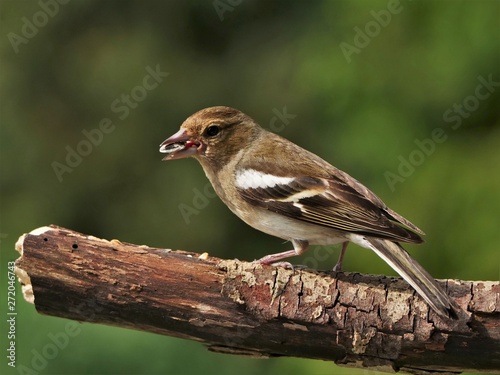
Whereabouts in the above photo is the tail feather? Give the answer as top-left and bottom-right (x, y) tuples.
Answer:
(351, 236), (458, 319)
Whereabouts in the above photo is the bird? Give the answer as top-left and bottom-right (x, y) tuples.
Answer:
(159, 106), (459, 319)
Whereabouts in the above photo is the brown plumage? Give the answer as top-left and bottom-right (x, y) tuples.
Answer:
(160, 106), (459, 319)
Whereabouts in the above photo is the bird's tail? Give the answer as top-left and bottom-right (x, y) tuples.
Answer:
(362, 237), (459, 319)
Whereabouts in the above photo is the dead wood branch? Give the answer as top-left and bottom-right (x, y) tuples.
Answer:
(14, 225), (500, 374)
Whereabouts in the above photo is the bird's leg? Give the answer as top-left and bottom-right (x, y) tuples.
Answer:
(254, 240), (309, 269)
(332, 241), (349, 272)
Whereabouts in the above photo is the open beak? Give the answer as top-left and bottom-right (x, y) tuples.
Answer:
(159, 128), (201, 160)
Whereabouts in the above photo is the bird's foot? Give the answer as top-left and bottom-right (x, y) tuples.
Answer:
(332, 241), (349, 272)
(332, 263), (342, 272)
(270, 261), (295, 270)
(252, 258), (294, 269)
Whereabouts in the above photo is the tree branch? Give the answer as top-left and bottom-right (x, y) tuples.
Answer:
(14, 225), (499, 374)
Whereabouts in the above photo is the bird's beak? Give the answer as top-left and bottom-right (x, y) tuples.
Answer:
(159, 128), (201, 161)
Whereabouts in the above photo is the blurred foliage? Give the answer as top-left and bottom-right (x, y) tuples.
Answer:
(0, 1), (499, 374)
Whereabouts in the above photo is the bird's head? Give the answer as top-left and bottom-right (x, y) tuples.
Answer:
(160, 106), (260, 169)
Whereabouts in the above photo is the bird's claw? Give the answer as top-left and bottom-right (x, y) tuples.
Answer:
(269, 261), (295, 270)
(252, 260), (309, 272)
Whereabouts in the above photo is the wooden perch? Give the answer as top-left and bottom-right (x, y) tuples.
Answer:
(14, 225), (499, 374)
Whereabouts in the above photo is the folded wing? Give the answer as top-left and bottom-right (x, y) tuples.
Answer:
(236, 172), (423, 244)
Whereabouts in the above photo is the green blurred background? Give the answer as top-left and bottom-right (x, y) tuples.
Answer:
(1, 1), (499, 374)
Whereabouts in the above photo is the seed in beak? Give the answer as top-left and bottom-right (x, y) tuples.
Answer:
(160, 142), (186, 154)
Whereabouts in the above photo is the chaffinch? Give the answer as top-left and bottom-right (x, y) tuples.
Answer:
(159, 106), (458, 319)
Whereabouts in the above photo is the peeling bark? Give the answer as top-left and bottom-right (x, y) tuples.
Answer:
(14, 225), (500, 374)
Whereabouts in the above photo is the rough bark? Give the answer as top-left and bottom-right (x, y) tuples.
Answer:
(14, 225), (500, 374)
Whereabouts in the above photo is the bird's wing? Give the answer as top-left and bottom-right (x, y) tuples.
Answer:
(235, 168), (423, 244)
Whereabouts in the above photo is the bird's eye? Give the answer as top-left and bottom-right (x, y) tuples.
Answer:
(204, 125), (220, 137)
